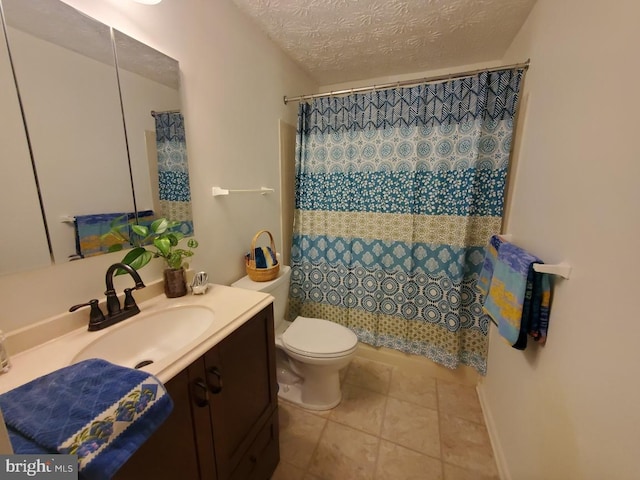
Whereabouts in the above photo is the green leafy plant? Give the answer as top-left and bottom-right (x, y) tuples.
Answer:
(102, 217), (198, 273)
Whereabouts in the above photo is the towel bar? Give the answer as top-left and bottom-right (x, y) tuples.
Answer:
(533, 263), (571, 279)
(500, 234), (571, 279)
(211, 186), (274, 196)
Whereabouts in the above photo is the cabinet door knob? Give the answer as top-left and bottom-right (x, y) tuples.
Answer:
(191, 378), (209, 407)
(206, 366), (223, 394)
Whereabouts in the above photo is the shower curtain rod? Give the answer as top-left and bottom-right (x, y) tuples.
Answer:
(283, 59), (530, 105)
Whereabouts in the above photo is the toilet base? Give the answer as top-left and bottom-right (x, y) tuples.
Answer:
(273, 319), (357, 411)
(275, 348), (346, 411)
(277, 381), (342, 411)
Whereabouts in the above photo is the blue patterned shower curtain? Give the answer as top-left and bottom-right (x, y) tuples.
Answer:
(154, 111), (193, 235)
(289, 69), (524, 374)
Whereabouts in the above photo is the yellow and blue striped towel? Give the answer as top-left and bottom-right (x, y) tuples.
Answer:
(481, 238), (551, 349)
(477, 235), (504, 297)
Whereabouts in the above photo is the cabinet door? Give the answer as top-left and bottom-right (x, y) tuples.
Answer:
(228, 408), (279, 480)
(188, 358), (218, 479)
(204, 305), (278, 479)
(113, 364), (216, 479)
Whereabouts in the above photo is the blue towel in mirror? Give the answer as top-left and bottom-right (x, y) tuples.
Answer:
(0, 359), (173, 480)
(74, 210), (155, 258)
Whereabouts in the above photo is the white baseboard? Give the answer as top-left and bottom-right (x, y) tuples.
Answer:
(477, 383), (511, 480)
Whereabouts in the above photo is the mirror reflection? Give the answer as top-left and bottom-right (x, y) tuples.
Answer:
(114, 30), (193, 236)
(0, 0), (192, 276)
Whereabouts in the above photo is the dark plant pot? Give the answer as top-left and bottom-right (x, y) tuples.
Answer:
(164, 267), (187, 298)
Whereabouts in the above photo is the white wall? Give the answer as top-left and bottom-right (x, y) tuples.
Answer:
(319, 60), (503, 92)
(0, 0), (316, 331)
(478, 1), (640, 479)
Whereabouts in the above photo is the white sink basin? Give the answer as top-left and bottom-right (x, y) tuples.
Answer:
(72, 305), (216, 369)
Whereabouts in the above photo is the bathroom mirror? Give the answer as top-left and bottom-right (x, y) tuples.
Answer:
(0, 0), (191, 276)
(1, 0), (132, 267)
(0, 7), (51, 274)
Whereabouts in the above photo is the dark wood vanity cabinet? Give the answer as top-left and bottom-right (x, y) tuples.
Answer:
(114, 304), (279, 480)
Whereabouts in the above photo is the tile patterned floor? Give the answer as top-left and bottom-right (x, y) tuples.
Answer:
(272, 355), (499, 480)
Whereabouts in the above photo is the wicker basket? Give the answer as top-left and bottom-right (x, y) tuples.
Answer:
(245, 230), (280, 282)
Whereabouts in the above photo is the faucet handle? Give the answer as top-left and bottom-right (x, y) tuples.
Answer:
(123, 288), (140, 311)
(70, 299), (106, 328)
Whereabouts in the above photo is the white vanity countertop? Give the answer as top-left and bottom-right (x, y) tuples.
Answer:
(0, 285), (273, 394)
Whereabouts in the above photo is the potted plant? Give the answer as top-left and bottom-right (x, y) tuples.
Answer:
(103, 217), (198, 298)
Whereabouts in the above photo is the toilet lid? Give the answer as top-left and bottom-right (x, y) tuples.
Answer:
(282, 316), (358, 358)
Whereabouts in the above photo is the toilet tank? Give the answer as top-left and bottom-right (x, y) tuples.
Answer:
(231, 266), (291, 327)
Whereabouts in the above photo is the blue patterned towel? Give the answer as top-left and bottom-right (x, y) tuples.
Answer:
(0, 359), (173, 480)
(481, 240), (551, 349)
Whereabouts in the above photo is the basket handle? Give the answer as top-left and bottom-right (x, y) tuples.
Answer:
(249, 230), (277, 262)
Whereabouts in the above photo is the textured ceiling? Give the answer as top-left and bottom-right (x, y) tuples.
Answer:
(232, 0), (536, 85)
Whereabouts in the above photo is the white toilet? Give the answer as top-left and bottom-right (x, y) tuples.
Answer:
(232, 265), (358, 410)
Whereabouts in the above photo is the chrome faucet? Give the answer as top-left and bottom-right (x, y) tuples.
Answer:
(70, 263), (146, 331)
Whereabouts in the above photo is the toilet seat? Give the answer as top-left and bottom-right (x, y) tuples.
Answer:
(281, 316), (358, 359)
